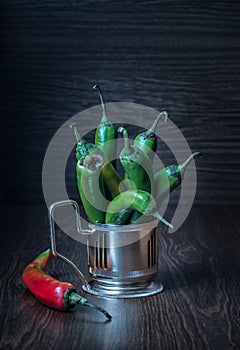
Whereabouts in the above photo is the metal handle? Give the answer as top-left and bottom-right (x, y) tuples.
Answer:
(49, 199), (94, 290)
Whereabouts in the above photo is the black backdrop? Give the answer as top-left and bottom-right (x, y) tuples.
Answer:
(1, 0), (240, 206)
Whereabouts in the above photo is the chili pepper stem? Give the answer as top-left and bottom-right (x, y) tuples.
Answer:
(69, 292), (112, 320)
(83, 301), (112, 321)
(179, 152), (203, 175)
(93, 84), (109, 124)
(69, 123), (82, 143)
(149, 111), (168, 133)
(68, 291), (88, 305)
(118, 127), (132, 155)
(154, 212), (173, 229)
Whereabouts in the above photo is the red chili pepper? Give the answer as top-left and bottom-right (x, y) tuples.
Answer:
(22, 249), (112, 320)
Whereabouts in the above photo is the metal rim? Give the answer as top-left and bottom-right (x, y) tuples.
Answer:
(82, 280), (164, 299)
(88, 219), (159, 232)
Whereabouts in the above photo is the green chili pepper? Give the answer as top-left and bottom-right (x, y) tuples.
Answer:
(118, 127), (154, 193)
(105, 208), (133, 225)
(71, 123), (122, 200)
(93, 84), (118, 165)
(128, 210), (153, 225)
(108, 207), (152, 225)
(76, 153), (107, 223)
(154, 152), (203, 206)
(101, 161), (122, 199)
(70, 123), (98, 161)
(134, 111), (168, 162)
(105, 189), (172, 228)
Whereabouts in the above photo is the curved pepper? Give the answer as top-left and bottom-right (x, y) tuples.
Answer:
(22, 249), (111, 319)
(105, 208), (133, 225)
(118, 127), (154, 193)
(154, 152), (203, 206)
(71, 123), (122, 201)
(105, 189), (172, 228)
(134, 111), (168, 162)
(128, 210), (153, 225)
(93, 84), (118, 166)
(76, 153), (107, 223)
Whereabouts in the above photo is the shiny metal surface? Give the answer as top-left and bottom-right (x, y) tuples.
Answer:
(82, 280), (164, 298)
(49, 201), (163, 298)
(83, 220), (164, 298)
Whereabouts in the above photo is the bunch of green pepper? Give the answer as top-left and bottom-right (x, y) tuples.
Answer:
(71, 85), (202, 227)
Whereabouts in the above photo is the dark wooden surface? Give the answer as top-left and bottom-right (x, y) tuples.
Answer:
(1, 1), (240, 205)
(0, 204), (240, 350)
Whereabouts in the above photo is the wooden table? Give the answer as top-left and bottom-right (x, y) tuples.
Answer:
(1, 204), (240, 349)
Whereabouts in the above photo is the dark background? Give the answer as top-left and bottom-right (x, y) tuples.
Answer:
(1, 0), (240, 207)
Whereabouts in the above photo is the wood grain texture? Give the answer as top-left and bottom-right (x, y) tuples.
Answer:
(0, 204), (240, 349)
(1, 1), (240, 205)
